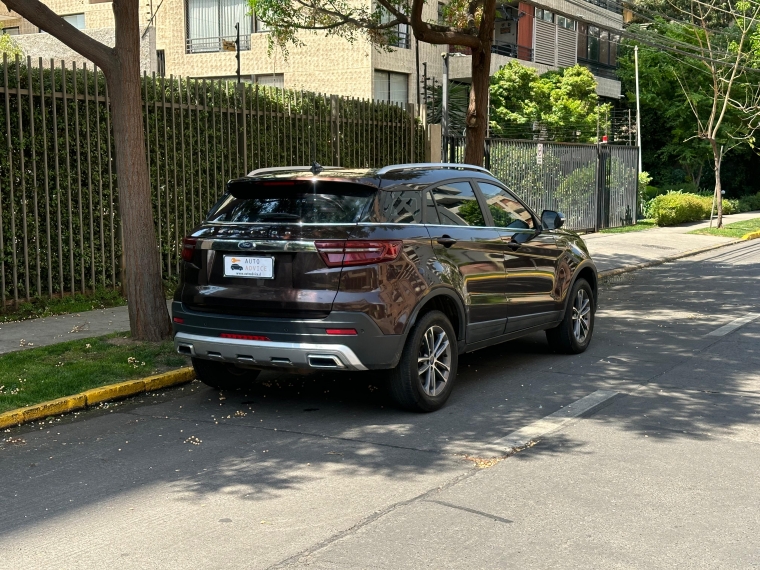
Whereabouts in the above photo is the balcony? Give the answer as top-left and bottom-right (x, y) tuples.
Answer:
(449, 41), (533, 62)
(579, 0), (623, 14)
(577, 58), (618, 80)
(186, 35), (252, 54)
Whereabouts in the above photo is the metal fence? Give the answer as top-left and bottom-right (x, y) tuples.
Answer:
(0, 56), (425, 310)
(448, 137), (638, 232)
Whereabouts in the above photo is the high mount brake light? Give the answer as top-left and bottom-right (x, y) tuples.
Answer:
(315, 240), (402, 268)
(181, 237), (198, 262)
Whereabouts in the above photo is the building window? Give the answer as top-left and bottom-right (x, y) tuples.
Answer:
(2, 27), (19, 36)
(580, 25), (617, 66)
(157, 50), (166, 77)
(556, 15), (576, 30)
(62, 13), (86, 29)
(380, 8), (410, 49)
(374, 70), (408, 107)
(577, 24), (618, 79)
(186, 0), (252, 54)
(535, 9), (554, 22)
(254, 73), (284, 88)
(438, 2), (445, 24)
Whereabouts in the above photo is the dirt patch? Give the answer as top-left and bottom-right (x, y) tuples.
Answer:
(105, 336), (141, 347)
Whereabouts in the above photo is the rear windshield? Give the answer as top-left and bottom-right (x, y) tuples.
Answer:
(207, 180), (376, 224)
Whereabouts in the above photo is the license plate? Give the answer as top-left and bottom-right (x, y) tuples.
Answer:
(223, 255), (274, 279)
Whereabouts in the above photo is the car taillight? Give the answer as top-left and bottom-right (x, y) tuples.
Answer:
(315, 240), (402, 268)
(326, 329), (357, 336)
(181, 237), (197, 262)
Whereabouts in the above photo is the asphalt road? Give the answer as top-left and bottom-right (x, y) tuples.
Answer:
(1, 240), (759, 569)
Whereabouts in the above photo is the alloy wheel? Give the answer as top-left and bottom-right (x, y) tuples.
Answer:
(572, 289), (592, 343)
(417, 325), (451, 397)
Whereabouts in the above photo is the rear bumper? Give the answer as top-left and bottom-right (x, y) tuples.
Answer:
(171, 302), (405, 370)
(175, 332), (368, 371)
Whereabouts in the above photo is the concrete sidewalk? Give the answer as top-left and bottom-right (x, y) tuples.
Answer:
(0, 212), (757, 355)
(583, 211), (759, 273)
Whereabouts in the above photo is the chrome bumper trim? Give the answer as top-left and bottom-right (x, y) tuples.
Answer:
(174, 332), (368, 371)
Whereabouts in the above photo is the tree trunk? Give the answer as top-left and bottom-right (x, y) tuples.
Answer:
(464, 1), (496, 167)
(109, 0), (171, 340)
(710, 139), (723, 228)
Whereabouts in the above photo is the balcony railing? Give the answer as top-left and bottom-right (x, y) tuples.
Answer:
(491, 40), (533, 61)
(449, 41), (533, 62)
(389, 29), (411, 49)
(580, 0), (623, 14)
(186, 35), (252, 54)
(577, 58), (618, 80)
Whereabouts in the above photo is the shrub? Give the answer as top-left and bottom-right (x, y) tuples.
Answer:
(649, 192), (709, 226)
(648, 191), (738, 226)
(738, 192), (760, 212)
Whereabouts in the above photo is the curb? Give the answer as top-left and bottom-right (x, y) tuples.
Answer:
(742, 230), (760, 240)
(597, 239), (743, 279)
(0, 367), (195, 430)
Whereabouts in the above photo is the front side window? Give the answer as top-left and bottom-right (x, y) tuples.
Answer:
(476, 182), (534, 229)
(186, 0), (252, 53)
(430, 181), (485, 226)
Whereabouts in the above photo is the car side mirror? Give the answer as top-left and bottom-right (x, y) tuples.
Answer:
(541, 210), (565, 230)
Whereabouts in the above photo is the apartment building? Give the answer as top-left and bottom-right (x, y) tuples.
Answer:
(448, 0), (623, 98)
(1, 0), (621, 104)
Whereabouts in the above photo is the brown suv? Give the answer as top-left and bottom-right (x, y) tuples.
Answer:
(173, 163), (597, 412)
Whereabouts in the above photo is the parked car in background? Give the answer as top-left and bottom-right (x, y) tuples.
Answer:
(173, 163), (598, 412)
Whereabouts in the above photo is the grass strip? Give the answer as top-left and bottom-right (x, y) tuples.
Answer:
(0, 288), (127, 324)
(688, 217), (760, 239)
(599, 219), (657, 234)
(0, 332), (189, 413)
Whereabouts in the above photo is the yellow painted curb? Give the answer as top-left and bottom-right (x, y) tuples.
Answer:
(741, 230), (760, 240)
(0, 367), (195, 430)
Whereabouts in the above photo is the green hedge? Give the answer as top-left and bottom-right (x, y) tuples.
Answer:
(647, 191), (740, 226)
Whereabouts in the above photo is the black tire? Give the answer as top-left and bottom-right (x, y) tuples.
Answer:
(192, 358), (261, 391)
(546, 278), (595, 354)
(389, 310), (458, 412)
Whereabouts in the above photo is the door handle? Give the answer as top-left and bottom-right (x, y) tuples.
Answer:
(507, 241), (521, 251)
(437, 235), (457, 247)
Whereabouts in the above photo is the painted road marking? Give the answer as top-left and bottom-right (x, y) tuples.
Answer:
(706, 313), (760, 337)
(491, 389), (619, 452)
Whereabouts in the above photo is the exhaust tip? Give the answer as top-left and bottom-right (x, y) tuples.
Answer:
(177, 344), (194, 356)
(308, 355), (344, 369)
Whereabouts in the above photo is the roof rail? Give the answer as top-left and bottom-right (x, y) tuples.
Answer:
(247, 166), (346, 176)
(375, 163), (492, 176)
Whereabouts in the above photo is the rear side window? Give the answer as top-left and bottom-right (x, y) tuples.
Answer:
(379, 190), (423, 224)
(207, 180), (375, 224)
(430, 181), (485, 226)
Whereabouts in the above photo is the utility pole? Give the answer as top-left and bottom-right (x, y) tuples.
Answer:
(441, 52), (449, 162)
(235, 22), (241, 84)
(635, 45), (642, 174)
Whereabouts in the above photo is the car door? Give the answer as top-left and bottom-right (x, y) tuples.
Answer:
(426, 180), (508, 344)
(473, 180), (564, 332)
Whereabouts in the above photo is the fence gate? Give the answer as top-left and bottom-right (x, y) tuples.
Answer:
(448, 136), (639, 232)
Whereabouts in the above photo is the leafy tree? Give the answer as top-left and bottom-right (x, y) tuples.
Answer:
(250, 0), (498, 166)
(629, 2), (760, 227)
(489, 61), (609, 142)
(1, 0), (172, 340)
(0, 32), (23, 59)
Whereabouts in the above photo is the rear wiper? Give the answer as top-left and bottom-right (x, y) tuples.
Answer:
(257, 213), (301, 220)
